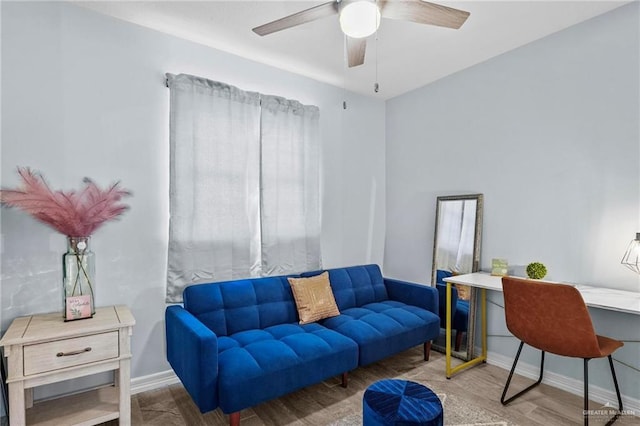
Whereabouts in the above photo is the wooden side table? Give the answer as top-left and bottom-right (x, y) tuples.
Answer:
(0, 305), (135, 426)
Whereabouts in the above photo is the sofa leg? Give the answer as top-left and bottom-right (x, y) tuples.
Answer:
(455, 330), (464, 352)
(229, 412), (240, 426)
(424, 341), (431, 361)
(341, 372), (348, 388)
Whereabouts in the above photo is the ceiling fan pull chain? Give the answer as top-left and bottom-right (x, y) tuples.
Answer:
(343, 33), (348, 109)
(374, 0), (380, 94)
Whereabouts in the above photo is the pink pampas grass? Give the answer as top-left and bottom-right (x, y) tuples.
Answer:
(0, 167), (131, 237)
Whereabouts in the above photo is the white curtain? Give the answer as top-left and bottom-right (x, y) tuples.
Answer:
(436, 200), (476, 273)
(260, 95), (321, 275)
(166, 74), (321, 302)
(456, 201), (476, 272)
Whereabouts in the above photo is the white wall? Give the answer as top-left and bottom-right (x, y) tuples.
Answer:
(0, 0), (385, 397)
(385, 2), (640, 403)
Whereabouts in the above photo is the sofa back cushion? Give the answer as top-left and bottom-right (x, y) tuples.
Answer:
(301, 264), (388, 311)
(183, 276), (298, 336)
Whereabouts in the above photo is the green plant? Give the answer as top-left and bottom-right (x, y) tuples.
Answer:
(526, 262), (547, 279)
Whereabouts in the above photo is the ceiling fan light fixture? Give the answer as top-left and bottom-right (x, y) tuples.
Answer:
(339, 0), (381, 39)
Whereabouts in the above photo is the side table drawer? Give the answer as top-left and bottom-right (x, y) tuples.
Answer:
(24, 331), (119, 375)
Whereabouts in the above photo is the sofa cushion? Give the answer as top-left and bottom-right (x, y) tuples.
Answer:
(288, 272), (340, 324)
(321, 300), (440, 366)
(216, 322), (359, 413)
(183, 275), (298, 336)
(301, 264), (388, 311)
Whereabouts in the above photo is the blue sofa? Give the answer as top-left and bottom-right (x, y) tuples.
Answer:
(165, 264), (440, 426)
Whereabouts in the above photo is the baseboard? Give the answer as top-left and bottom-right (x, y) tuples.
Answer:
(485, 349), (640, 415)
(130, 369), (180, 395)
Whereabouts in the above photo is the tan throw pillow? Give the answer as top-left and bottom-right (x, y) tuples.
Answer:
(288, 272), (340, 324)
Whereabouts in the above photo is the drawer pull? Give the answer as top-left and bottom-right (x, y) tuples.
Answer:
(56, 347), (92, 357)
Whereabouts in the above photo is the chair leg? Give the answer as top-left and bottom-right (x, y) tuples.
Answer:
(609, 355), (623, 411)
(501, 341), (545, 405)
(584, 358), (589, 426)
(605, 355), (623, 426)
(583, 356), (623, 426)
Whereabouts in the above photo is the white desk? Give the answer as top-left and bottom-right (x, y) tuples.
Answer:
(442, 273), (640, 378)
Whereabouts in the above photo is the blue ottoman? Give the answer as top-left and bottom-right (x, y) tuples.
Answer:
(363, 379), (443, 426)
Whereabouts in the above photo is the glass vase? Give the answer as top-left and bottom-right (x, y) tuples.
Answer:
(63, 236), (95, 320)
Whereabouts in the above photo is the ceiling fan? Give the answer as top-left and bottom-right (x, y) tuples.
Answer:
(252, 0), (470, 68)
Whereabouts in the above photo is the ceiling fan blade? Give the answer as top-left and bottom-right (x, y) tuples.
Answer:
(379, 0), (470, 29)
(346, 37), (366, 68)
(252, 1), (339, 36)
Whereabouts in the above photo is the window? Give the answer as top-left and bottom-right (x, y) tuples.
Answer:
(165, 74), (321, 302)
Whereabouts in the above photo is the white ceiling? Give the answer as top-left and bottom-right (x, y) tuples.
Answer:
(73, 1), (630, 99)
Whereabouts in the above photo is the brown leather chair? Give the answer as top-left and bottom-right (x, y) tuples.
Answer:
(501, 277), (624, 426)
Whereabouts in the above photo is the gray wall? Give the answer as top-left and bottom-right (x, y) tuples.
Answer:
(0, 0), (385, 396)
(385, 2), (640, 403)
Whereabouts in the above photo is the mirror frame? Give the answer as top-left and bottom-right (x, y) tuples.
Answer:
(431, 193), (483, 361)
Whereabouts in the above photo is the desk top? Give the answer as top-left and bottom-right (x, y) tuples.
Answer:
(444, 272), (640, 316)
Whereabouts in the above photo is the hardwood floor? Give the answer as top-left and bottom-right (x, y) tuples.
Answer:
(100, 347), (637, 425)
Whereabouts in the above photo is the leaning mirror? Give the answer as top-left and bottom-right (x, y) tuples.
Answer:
(431, 194), (483, 361)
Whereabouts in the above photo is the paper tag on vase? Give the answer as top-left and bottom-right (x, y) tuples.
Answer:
(66, 295), (93, 320)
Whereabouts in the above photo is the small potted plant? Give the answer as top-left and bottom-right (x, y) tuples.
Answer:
(526, 262), (547, 279)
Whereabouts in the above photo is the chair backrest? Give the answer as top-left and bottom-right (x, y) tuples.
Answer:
(502, 277), (602, 358)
